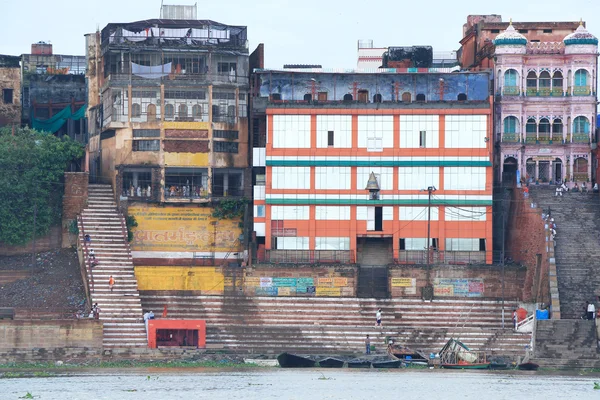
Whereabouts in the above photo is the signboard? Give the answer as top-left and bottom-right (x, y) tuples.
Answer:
(277, 287), (294, 296)
(260, 277), (273, 287)
(271, 228), (298, 237)
(391, 278), (413, 287)
(318, 278), (334, 286)
(255, 287), (278, 296)
(316, 287), (341, 297)
(433, 278), (484, 297)
(272, 278), (297, 287)
(434, 285), (454, 297)
(333, 278), (348, 287)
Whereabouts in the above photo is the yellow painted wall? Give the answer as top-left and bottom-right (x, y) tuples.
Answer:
(163, 121), (210, 130)
(129, 204), (242, 252)
(164, 152), (209, 166)
(135, 266), (224, 292)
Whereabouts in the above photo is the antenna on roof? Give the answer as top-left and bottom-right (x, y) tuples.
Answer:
(160, 0), (164, 18)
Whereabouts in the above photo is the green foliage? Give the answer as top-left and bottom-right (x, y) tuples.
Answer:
(594, 382), (600, 390)
(126, 215), (138, 242)
(212, 198), (248, 220)
(0, 127), (84, 245)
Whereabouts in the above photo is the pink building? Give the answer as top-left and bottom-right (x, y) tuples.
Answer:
(495, 22), (598, 184)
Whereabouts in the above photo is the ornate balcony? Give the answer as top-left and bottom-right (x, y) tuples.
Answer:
(573, 134), (589, 144)
(573, 86), (591, 96)
(503, 86), (520, 96)
(501, 133), (520, 143)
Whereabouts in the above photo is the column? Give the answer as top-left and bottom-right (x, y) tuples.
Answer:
(588, 155), (592, 182)
(535, 161), (539, 181)
(549, 160), (553, 182)
(569, 157), (574, 181)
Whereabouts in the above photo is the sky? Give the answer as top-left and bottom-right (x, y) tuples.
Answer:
(0, 0), (599, 69)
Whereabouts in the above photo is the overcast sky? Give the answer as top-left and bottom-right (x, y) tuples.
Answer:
(1, 0), (598, 68)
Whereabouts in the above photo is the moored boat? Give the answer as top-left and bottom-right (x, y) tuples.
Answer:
(318, 357), (345, 368)
(439, 339), (490, 370)
(347, 359), (371, 369)
(277, 352), (316, 368)
(517, 362), (539, 371)
(371, 359), (403, 369)
(441, 362), (490, 370)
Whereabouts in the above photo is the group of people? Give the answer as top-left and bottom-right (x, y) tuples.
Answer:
(129, 184), (152, 198)
(555, 181), (597, 196)
(165, 184), (206, 198)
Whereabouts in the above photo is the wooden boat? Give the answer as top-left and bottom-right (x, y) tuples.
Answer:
(439, 339), (490, 370)
(371, 359), (403, 369)
(347, 359), (371, 369)
(489, 362), (510, 370)
(277, 352), (316, 368)
(517, 362), (539, 371)
(318, 357), (345, 368)
(387, 343), (428, 363)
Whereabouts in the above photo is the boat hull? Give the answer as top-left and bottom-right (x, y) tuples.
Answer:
(372, 360), (402, 368)
(277, 353), (316, 368)
(441, 363), (490, 370)
(318, 358), (345, 368)
(517, 362), (539, 371)
(347, 360), (371, 369)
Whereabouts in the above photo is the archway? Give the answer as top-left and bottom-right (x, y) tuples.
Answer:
(574, 157), (588, 182)
(401, 92), (411, 102)
(503, 157), (518, 183)
(526, 158), (536, 182)
(554, 157), (563, 183)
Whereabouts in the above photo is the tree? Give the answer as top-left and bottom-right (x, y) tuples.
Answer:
(0, 127), (84, 245)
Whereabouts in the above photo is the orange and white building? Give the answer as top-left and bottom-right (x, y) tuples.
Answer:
(251, 69), (494, 265)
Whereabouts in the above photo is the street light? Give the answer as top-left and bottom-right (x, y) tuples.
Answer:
(421, 186), (436, 299)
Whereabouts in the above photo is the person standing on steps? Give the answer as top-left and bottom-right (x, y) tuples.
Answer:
(376, 308), (382, 327)
(109, 275), (115, 292)
(587, 301), (596, 320)
(512, 309), (518, 330)
(365, 335), (371, 354)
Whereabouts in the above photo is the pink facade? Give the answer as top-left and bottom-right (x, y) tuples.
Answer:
(495, 23), (598, 184)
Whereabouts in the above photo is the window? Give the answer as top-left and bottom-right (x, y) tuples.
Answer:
(213, 141), (238, 153)
(217, 62), (237, 74)
(213, 130), (238, 140)
(165, 167), (208, 199)
(401, 92), (411, 102)
(491, 29), (500, 34)
(539, 71), (551, 88)
(256, 205), (265, 217)
(304, 93), (312, 102)
(177, 104), (188, 119)
(212, 168), (244, 197)
(315, 237), (350, 250)
(327, 130), (334, 146)
(416, 93), (426, 101)
(526, 119), (537, 133)
(358, 90), (368, 103)
(318, 92), (328, 101)
(504, 116), (519, 134)
(573, 116), (590, 134)
(538, 118), (550, 135)
(518, 29), (528, 33)
(271, 93), (282, 101)
(132, 140), (160, 151)
(373, 93), (382, 103)
(122, 169), (152, 198)
(419, 131), (426, 148)
(552, 119), (563, 134)
(526, 71), (537, 88)
(212, 92), (236, 100)
(2, 88), (13, 104)
(192, 104), (202, 119)
(552, 71), (563, 89)
(457, 93), (467, 101)
(131, 103), (141, 117)
(146, 104), (157, 122)
(343, 94), (353, 102)
(574, 69), (588, 86)
(133, 129), (160, 138)
(504, 69), (518, 87)
(165, 104), (174, 118)
(543, 29), (553, 33)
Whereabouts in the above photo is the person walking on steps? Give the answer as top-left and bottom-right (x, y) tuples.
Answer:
(365, 335), (371, 355)
(376, 308), (382, 327)
(587, 301), (596, 320)
(109, 275), (115, 292)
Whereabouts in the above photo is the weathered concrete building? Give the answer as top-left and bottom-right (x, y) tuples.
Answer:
(86, 16), (253, 264)
(0, 55), (21, 127)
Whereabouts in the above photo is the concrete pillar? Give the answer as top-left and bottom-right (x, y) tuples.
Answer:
(535, 161), (539, 180)
(569, 157), (574, 181)
(588, 156), (592, 182)
(549, 161), (553, 182)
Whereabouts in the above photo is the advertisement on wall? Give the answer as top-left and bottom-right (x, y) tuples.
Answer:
(433, 278), (484, 297)
(246, 276), (350, 297)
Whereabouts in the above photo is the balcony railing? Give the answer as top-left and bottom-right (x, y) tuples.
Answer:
(526, 88), (538, 96)
(503, 86), (520, 96)
(502, 133), (520, 143)
(261, 250), (355, 264)
(573, 134), (589, 143)
(573, 86), (591, 96)
(395, 250), (486, 265)
(525, 135), (537, 144)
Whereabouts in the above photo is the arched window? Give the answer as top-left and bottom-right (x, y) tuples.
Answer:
(552, 119), (563, 134)
(271, 93), (282, 101)
(146, 104), (156, 122)
(357, 90), (368, 103)
(373, 94), (382, 103)
(538, 118), (550, 135)
(192, 104), (202, 119)
(457, 93), (467, 101)
(504, 69), (518, 87)
(539, 71), (551, 88)
(178, 104), (188, 119)
(573, 116), (590, 134)
(131, 103), (141, 118)
(401, 92), (412, 102)
(503, 116), (519, 134)
(416, 93), (426, 101)
(164, 104), (174, 118)
(526, 118), (537, 133)
(343, 94), (353, 102)
(574, 69), (588, 86)
(526, 71), (537, 89)
(552, 71), (563, 90)
(303, 93), (312, 102)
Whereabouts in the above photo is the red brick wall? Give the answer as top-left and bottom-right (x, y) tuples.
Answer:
(165, 130), (208, 139)
(163, 140), (209, 153)
(62, 172), (89, 247)
(506, 188), (548, 303)
(388, 264), (526, 300)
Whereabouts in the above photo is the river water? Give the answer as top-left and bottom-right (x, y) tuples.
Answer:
(3, 368), (599, 400)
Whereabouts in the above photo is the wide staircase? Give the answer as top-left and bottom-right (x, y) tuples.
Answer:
(534, 320), (600, 368)
(528, 186), (600, 318)
(78, 184), (146, 348)
(139, 294), (531, 356)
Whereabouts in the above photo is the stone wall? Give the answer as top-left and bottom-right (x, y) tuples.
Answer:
(241, 264), (358, 297)
(534, 320), (600, 367)
(62, 172), (89, 247)
(506, 188), (548, 303)
(0, 320), (103, 362)
(389, 264), (526, 300)
(0, 226), (62, 256)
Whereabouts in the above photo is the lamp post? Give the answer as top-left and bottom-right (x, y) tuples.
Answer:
(423, 186), (436, 299)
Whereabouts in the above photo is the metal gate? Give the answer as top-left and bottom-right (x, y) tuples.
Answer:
(357, 267), (389, 298)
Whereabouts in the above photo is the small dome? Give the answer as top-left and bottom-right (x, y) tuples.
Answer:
(494, 23), (527, 46)
(564, 23), (598, 46)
